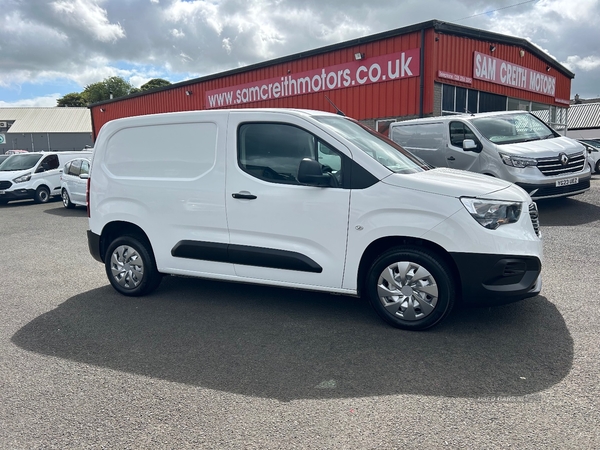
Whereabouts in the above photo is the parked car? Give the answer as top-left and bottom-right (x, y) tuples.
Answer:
(60, 157), (91, 208)
(389, 111), (591, 200)
(578, 139), (600, 174)
(87, 108), (542, 331)
(0, 151), (92, 205)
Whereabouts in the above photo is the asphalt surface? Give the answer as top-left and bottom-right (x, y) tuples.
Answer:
(1, 177), (599, 449)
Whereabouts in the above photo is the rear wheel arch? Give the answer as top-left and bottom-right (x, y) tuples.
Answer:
(99, 221), (153, 264)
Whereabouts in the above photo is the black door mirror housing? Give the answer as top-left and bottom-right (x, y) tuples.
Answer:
(298, 158), (331, 187)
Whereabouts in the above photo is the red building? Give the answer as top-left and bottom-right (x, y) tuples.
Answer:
(89, 20), (574, 139)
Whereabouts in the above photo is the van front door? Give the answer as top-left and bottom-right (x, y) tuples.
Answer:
(446, 121), (481, 171)
(225, 114), (351, 289)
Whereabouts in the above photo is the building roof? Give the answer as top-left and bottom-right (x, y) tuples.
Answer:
(568, 102), (600, 130)
(0, 107), (91, 133)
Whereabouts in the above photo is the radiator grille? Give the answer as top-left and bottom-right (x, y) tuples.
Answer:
(529, 202), (540, 237)
(536, 151), (585, 176)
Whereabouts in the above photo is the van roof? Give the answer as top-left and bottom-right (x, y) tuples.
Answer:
(393, 110), (533, 126)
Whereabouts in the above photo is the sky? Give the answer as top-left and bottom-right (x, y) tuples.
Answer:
(0, 0), (599, 107)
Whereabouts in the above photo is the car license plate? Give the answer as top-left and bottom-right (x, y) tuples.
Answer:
(556, 177), (578, 187)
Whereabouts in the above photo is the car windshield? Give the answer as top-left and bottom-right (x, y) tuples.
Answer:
(471, 113), (558, 145)
(0, 153), (42, 171)
(314, 116), (428, 174)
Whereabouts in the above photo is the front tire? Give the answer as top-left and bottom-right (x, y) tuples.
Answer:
(595, 160), (600, 174)
(61, 189), (75, 209)
(366, 246), (455, 331)
(105, 235), (162, 296)
(34, 186), (50, 204)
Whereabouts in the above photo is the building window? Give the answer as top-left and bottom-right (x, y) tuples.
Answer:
(478, 92), (507, 112)
(439, 83), (566, 133)
(441, 84), (507, 115)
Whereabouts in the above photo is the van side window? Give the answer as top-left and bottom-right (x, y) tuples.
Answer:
(449, 122), (477, 147)
(38, 155), (59, 172)
(238, 123), (343, 186)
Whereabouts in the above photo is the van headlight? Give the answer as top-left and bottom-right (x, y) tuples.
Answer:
(499, 153), (537, 168)
(13, 173), (32, 183)
(460, 198), (522, 230)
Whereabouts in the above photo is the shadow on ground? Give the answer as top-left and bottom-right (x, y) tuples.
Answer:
(12, 276), (572, 401)
(43, 204), (87, 217)
(537, 195), (600, 226)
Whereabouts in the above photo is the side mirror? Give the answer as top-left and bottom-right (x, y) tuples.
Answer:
(463, 139), (480, 152)
(80, 173), (90, 180)
(297, 158), (331, 187)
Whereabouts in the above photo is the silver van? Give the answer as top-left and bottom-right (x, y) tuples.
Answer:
(389, 111), (591, 200)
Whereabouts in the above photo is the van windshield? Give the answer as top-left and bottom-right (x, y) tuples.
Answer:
(0, 154), (42, 171)
(471, 113), (558, 145)
(314, 116), (428, 174)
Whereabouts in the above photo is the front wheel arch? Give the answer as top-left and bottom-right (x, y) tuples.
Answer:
(357, 236), (461, 300)
(34, 185), (51, 203)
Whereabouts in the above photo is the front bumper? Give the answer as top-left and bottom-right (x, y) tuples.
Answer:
(0, 188), (35, 201)
(516, 176), (591, 200)
(450, 253), (542, 306)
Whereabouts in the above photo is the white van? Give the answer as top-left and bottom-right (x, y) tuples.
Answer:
(0, 151), (92, 204)
(87, 109), (542, 330)
(389, 111), (591, 200)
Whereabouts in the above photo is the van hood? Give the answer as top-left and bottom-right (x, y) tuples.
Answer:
(382, 168), (529, 202)
(0, 168), (30, 179)
(496, 136), (585, 158)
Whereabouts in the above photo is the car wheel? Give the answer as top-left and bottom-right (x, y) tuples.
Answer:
(34, 186), (50, 204)
(105, 235), (162, 296)
(366, 246), (455, 330)
(61, 189), (75, 209)
(595, 160), (600, 174)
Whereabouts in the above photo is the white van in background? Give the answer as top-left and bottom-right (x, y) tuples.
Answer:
(0, 151), (92, 205)
(389, 111), (591, 200)
(87, 108), (542, 331)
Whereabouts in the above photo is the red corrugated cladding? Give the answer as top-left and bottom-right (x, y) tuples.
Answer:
(90, 27), (572, 138)
(91, 30), (432, 138)
(433, 33), (571, 104)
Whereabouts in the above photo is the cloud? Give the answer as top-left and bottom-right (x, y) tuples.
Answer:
(50, 0), (126, 42)
(0, 94), (61, 108)
(0, 0), (599, 101)
(563, 55), (600, 72)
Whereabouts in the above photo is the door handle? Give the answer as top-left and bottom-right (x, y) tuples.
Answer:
(447, 156), (456, 161)
(232, 192), (257, 200)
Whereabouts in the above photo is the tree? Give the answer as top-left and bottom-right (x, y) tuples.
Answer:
(140, 78), (172, 91)
(83, 76), (135, 104)
(56, 92), (87, 107)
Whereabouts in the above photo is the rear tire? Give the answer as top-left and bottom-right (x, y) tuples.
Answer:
(61, 189), (75, 209)
(34, 186), (50, 204)
(366, 246), (455, 330)
(104, 235), (162, 296)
